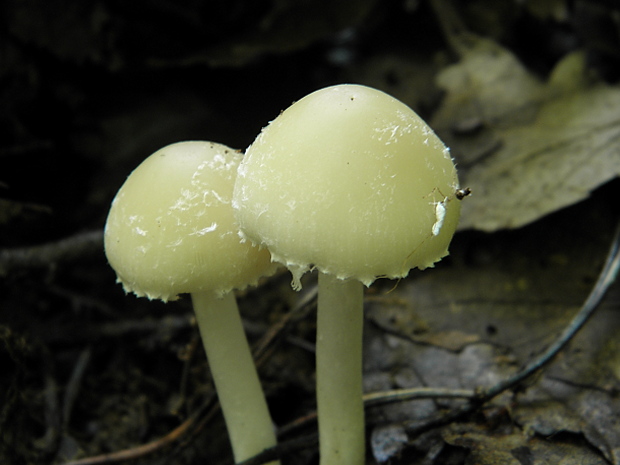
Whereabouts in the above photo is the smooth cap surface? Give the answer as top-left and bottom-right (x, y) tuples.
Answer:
(104, 141), (278, 301)
(233, 84), (461, 288)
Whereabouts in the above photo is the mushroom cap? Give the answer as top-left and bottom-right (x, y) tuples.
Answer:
(104, 141), (278, 302)
(233, 84), (461, 289)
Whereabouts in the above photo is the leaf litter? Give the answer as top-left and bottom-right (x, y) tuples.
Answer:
(363, 193), (619, 464)
(431, 37), (620, 232)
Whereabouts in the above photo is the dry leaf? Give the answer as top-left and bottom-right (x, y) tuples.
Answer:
(370, 424), (408, 463)
(443, 422), (606, 465)
(514, 378), (620, 464)
(432, 38), (620, 232)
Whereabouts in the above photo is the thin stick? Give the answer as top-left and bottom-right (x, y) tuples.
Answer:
(249, 220), (620, 464)
(0, 230), (103, 277)
(62, 222), (620, 465)
(62, 417), (196, 465)
(485, 225), (620, 399)
(408, 219), (620, 435)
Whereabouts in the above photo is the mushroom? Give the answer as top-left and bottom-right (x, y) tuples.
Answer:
(104, 141), (280, 464)
(232, 85), (461, 465)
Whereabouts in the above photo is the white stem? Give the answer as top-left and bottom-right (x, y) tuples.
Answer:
(191, 291), (278, 464)
(316, 272), (365, 465)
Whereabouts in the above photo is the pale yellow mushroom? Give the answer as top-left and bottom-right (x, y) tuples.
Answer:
(233, 85), (461, 465)
(104, 141), (279, 464)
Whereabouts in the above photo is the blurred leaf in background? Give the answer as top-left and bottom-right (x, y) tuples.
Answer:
(432, 36), (620, 231)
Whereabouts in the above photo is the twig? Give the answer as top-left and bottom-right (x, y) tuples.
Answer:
(252, 284), (318, 365)
(407, 218), (620, 435)
(60, 220), (620, 465)
(243, 219), (620, 464)
(363, 387), (475, 407)
(276, 387), (475, 438)
(0, 230), (103, 277)
(62, 347), (92, 429)
(243, 388), (477, 465)
(62, 415), (197, 465)
(58, 283), (307, 465)
(484, 222), (620, 399)
(237, 433), (319, 465)
(58, 287), (473, 465)
(38, 314), (193, 346)
(35, 368), (61, 454)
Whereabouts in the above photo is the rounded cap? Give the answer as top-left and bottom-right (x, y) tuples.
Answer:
(233, 84), (461, 289)
(104, 141), (278, 302)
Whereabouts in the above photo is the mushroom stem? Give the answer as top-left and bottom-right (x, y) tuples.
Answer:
(316, 272), (365, 465)
(191, 291), (278, 464)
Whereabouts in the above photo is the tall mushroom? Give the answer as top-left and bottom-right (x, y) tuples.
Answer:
(233, 85), (461, 465)
(104, 141), (280, 464)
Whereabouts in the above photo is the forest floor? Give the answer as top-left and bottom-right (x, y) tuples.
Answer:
(1, 0), (620, 464)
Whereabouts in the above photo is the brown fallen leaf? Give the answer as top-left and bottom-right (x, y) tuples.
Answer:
(411, 330), (480, 352)
(367, 303), (479, 351)
(514, 377), (620, 464)
(431, 37), (620, 232)
(443, 422), (606, 465)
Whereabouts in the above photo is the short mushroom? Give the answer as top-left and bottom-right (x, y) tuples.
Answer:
(104, 141), (280, 464)
(233, 85), (462, 465)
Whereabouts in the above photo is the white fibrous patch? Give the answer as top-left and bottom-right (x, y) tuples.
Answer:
(210, 190), (226, 204)
(134, 227), (148, 236)
(211, 154), (226, 167)
(190, 223), (217, 236)
(374, 123), (413, 145)
(386, 125), (400, 144)
(237, 161), (248, 178)
(171, 189), (198, 212)
(166, 238), (183, 248)
(197, 154), (236, 175)
(432, 198), (448, 236)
